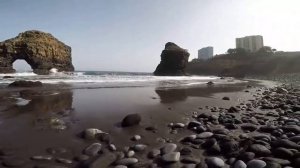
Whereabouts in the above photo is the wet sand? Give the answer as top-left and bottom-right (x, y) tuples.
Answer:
(0, 79), (286, 167)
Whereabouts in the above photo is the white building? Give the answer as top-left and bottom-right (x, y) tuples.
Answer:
(236, 35), (264, 52)
(198, 46), (213, 60)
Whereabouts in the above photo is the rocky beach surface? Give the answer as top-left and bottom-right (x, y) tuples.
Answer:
(0, 79), (299, 168)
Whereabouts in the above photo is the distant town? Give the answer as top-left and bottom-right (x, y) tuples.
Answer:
(196, 35), (300, 61)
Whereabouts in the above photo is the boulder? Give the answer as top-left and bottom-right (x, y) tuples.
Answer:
(154, 42), (190, 76)
(0, 30), (74, 74)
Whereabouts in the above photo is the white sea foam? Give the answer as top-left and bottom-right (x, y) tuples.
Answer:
(0, 71), (220, 87)
(0, 72), (37, 77)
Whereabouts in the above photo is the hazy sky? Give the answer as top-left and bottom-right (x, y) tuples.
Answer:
(1, 0), (299, 72)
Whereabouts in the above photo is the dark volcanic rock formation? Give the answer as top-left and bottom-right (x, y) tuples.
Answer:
(8, 80), (43, 87)
(0, 30), (74, 74)
(154, 42), (190, 76)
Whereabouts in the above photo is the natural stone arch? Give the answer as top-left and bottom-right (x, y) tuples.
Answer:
(0, 30), (74, 74)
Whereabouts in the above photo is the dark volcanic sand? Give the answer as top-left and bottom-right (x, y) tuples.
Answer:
(2, 79), (299, 167)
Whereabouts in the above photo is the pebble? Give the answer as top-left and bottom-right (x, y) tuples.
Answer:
(131, 135), (141, 141)
(241, 124), (258, 132)
(205, 157), (224, 168)
(222, 97), (230, 100)
(98, 133), (112, 143)
(272, 139), (300, 150)
(31, 155), (53, 161)
(115, 158), (138, 166)
(84, 143), (102, 156)
(180, 147), (192, 155)
(84, 128), (104, 140)
(264, 162), (282, 168)
(174, 123), (185, 128)
(115, 166), (128, 168)
(133, 144), (147, 152)
(56, 158), (72, 164)
(109, 144), (117, 151)
(238, 152), (255, 162)
(233, 160), (247, 168)
(249, 144), (271, 156)
(247, 159), (266, 168)
(273, 147), (294, 159)
(161, 143), (177, 154)
(197, 132), (213, 139)
(126, 150), (135, 157)
(121, 113), (141, 127)
(263, 157), (290, 166)
(187, 121), (202, 129)
(148, 149), (161, 158)
(89, 153), (116, 168)
(161, 152), (180, 163)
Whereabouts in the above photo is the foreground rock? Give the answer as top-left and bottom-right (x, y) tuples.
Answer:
(121, 114), (141, 127)
(8, 80), (43, 87)
(154, 42), (190, 76)
(0, 30), (74, 74)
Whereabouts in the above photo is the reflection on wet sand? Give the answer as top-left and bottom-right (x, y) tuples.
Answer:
(0, 89), (74, 130)
(155, 82), (254, 103)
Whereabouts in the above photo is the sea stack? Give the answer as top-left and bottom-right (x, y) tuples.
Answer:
(154, 42), (190, 76)
(0, 30), (74, 74)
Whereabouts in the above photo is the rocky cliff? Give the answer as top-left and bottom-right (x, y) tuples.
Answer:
(187, 52), (300, 77)
(0, 30), (74, 74)
(154, 42), (190, 76)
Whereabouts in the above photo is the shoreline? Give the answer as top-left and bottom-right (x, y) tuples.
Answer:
(0, 78), (299, 167)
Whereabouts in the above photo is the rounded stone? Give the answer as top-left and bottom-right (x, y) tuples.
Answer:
(56, 158), (72, 164)
(31, 155), (53, 161)
(148, 149), (161, 158)
(197, 132), (214, 139)
(205, 157), (225, 168)
(126, 150), (135, 157)
(233, 160), (247, 168)
(174, 123), (185, 128)
(161, 143), (177, 154)
(249, 144), (271, 156)
(162, 152), (180, 163)
(238, 152), (255, 162)
(109, 144), (117, 151)
(180, 147), (192, 155)
(273, 147), (294, 159)
(84, 128), (104, 140)
(247, 159), (266, 168)
(84, 143), (102, 156)
(133, 144), (147, 152)
(121, 114), (141, 127)
(131, 135), (141, 141)
(115, 166), (128, 168)
(115, 158), (138, 166)
(264, 162), (282, 168)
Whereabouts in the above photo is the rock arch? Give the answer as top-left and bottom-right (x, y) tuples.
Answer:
(0, 30), (74, 74)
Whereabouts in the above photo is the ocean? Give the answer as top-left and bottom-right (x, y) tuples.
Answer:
(0, 71), (220, 88)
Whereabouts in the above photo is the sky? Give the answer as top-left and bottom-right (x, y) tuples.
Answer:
(1, 0), (300, 72)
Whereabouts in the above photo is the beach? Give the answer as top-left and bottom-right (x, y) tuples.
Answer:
(0, 73), (299, 167)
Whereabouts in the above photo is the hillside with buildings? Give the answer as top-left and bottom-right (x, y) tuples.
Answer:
(188, 35), (300, 77)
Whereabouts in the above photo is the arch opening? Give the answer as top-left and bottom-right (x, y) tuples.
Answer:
(13, 59), (33, 72)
